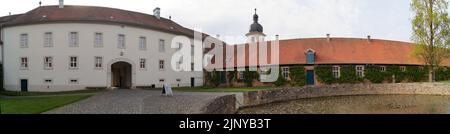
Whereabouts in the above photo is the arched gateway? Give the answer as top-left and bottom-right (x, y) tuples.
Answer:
(107, 58), (136, 89)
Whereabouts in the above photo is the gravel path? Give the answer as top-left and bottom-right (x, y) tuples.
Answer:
(44, 89), (237, 114)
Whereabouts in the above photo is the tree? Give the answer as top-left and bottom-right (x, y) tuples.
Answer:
(411, 0), (450, 82)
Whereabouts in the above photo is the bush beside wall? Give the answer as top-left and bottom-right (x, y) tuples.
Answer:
(289, 65), (306, 86)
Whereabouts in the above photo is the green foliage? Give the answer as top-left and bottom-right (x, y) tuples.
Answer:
(274, 68), (286, 87)
(405, 66), (427, 82)
(289, 65), (306, 86)
(365, 65), (387, 83)
(411, 0), (450, 82)
(436, 67), (450, 81)
(243, 69), (258, 87)
(386, 65), (405, 83)
(315, 65), (335, 84)
(205, 70), (221, 87)
(338, 65), (362, 83)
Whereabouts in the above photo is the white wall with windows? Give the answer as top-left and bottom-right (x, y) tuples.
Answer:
(3, 23), (203, 92)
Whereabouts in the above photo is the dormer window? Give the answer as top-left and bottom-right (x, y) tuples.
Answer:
(305, 48), (316, 64)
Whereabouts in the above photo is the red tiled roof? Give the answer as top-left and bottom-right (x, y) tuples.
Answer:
(207, 38), (450, 69)
(1, 5), (208, 38)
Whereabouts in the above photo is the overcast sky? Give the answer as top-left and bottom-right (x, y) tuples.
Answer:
(1, 0), (415, 43)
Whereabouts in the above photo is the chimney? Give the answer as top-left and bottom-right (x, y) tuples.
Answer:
(153, 7), (161, 19)
(367, 35), (371, 42)
(275, 35), (279, 40)
(59, 0), (64, 8)
(326, 34), (331, 42)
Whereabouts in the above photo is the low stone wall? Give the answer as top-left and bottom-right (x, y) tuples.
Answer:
(200, 94), (237, 114)
(242, 83), (450, 107)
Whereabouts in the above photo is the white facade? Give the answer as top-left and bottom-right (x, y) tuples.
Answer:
(2, 23), (203, 92)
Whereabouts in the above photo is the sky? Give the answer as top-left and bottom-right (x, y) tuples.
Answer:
(0, 0), (414, 44)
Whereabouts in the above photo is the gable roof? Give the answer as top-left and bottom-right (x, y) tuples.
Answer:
(0, 5), (208, 39)
(207, 38), (450, 69)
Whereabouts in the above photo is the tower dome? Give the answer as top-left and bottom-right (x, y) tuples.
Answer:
(249, 9), (263, 33)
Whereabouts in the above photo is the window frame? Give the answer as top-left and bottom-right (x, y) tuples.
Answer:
(44, 79), (53, 84)
(44, 56), (53, 70)
(94, 32), (103, 48)
(69, 32), (79, 47)
(356, 65), (365, 77)
(281, 67), (290, 80)
(20, 33), (28, 48)
(117, 34), (126, 49)
(20, 57), (29, 70)
(400, 66), (407, 72)
(94, 56), (103, 69)
(159, 39), (165, 52)
(69, 56), (78, 70)
(69, 79), (79, 84)
(332, 65), (340, 78)
(139, 36), (147, 50)
(44, 32), (53, 47)
(380, 66), (387, 72)
(140, 58), (146, 70)
(159, 60), (165, 70)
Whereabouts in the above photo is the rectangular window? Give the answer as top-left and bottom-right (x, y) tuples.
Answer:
(282, 67), (290, 80)
(380, 66), (386, 72)
(44, 32), (53, 47)
(139, 37), (147, 50)
(95, 56), (103, 69)
(44, 79), (53, 84)
(159, 39), (165, 52)
(159, 79), (165, 82)
(140, 58), (146, 69)
(118, 34), (125, 49)
(400, 66), (406, 72)
(356, 65), (365, 77)
(332, 66), (340, 78)
(69, 56), (78, 69)
(191, 44), (195, 55)
(20, 57), (28, 70)
(69, 79), (78, 84)
(20, 34), (28, 48)
(191, 63), (194, 71)
(69, 32), (79, 47)
(159, 60), (165, 70)
(44, 56), (53, 70)
(238, 71), (245, 80)
(94, 33), (103, 47)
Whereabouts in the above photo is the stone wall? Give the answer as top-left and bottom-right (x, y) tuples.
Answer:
(242, 83), (450, 107)
(200, 94), (237, 114)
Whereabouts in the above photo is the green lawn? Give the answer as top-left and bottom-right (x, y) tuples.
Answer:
(0, 94), (92, 114)
(442, 80), (450, 84)
(171, 86), (275, 92)
(0, 89), (105, 96)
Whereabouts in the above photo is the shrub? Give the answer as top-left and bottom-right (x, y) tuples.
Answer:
(315, 65), (335, 84)
(406, 66), (427, 82)
(243, 69), (258, 87)
(338, 65), (362, 83)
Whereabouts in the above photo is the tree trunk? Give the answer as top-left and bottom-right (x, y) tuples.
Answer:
(428, 67), (434, 82)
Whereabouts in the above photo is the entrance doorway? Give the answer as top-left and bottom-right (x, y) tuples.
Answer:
(111, 62), (132, 89)
(20, 79), (28, 92)
(191, 77), (195, 87)
(306, 70), (315, 85)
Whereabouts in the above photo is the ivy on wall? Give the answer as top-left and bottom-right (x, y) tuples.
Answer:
(315, 65), (334, 84)
(274, 68), (287, 87)
(289, 65), (306, 86)
(436, 67), (450, 81)
(338, 65), (363, 83)
(364, 65), (388, 83)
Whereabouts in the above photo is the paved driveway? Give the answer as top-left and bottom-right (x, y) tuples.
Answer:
(45, 89), (237, 114)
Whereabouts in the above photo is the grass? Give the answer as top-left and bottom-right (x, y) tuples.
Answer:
(170, 86), (275, 92)
(441, 80), (450, 84)
(0, 94), (92, 114)
(0, 89), (106, 96)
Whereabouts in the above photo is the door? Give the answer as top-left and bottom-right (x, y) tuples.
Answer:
(306, 70), (315, 85)
(20, 79), (28, 92)
(191, 77), (195, 87)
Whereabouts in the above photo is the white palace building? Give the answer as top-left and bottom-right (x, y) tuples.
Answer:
(0, 1), (208, 92)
